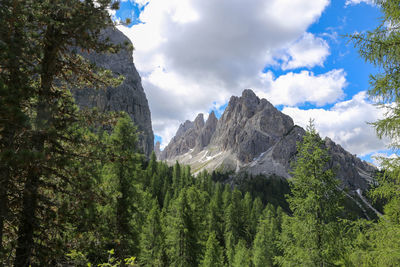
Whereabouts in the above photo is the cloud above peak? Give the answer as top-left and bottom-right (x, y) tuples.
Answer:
(282, 91), (388, 156)
(118, 0), (333, 146)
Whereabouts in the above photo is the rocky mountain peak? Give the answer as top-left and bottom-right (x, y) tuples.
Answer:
(175, 120), (194, 140)
(160, 89), (376, 190)
(194, 113), (205, 130)
(211, 89), (294, 162)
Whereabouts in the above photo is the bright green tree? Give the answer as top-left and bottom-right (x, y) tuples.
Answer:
(232, 239), (251, 267)
(277, 122), (345, 267)
(103, 115), (144, 259)
(348, 0), (400, 264)
(201, 232), (224, 267)
(165, 189), (198, 267)
(139, 200), (165, 267)
(252, 205), (280, 267)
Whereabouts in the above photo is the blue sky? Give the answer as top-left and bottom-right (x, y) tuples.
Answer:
(115, 0), (393, 165)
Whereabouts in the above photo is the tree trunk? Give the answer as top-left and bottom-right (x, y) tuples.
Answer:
(13, 161), (41, 267)
(0, 165), (9, 266)
(14, 30), (58, 265)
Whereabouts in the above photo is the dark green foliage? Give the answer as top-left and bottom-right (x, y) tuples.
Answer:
(101, 115), (144, 258)
(252, 205), (281, 267)
(139, 200), (165, 267)
(165, 189), (199, 267)
(237, 174), (290, 212)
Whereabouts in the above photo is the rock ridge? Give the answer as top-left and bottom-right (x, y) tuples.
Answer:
(160, 89), (376, 190)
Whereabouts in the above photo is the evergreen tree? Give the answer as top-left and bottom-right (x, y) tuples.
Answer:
(139, 200), (165, 267)
(232, 239), (251, 267)
(242, 192), (253, 245)
(172, 161), (182, 194)
(250, 197), (264, 240)
(103, 115), (144, 259)
(201, 232), (224, 267)
(252, 205), (279, 267)
(0, 0), (124, 265)
(165, 189), (198, 267)
(277, 122), (345, 267)
(349, 1), (400, 264)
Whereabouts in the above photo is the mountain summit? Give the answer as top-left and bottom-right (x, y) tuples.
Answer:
(160, 89), (375, 190)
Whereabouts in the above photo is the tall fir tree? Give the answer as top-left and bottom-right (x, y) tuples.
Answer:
(232, 239), (251, 267)
(277, 121), (345, 267)
(201, 232), (224, 267)
(349, 0), (400, 264)
(102, 115), (144, 259)
(0, 0), (125, 265)
(252, 205), (280, 267)
(139, 200), (166, 267)
(165, 189), (198, 267)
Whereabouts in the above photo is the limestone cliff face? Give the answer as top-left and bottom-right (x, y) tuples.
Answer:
(210, 89), (294, 163)
(161, 89), (375, 190)
(73, 27), (154, 156)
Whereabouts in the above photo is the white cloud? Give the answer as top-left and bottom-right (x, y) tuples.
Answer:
(118, 0), (331, 147)
(345, 0), (375, 6)
(282, 91), (389, 156)
(369, 151), (398, 169)
(279, 32), (330, 70)
(255, 69), (346, 107)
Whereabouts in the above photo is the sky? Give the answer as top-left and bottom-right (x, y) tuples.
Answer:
(114, 0), (393, 165)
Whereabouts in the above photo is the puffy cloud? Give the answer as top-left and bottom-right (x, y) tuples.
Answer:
(282, 91), (389, 156)
(278, 32), (330, 70)
(118, 0), (331, 147)
(255, 69), (346, 107)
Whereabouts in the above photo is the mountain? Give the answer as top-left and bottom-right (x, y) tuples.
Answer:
(160, 89), (376, 190)
(72, 27), (154, 156)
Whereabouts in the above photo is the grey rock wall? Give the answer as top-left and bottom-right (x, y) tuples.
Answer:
(73, 27), (154, 156)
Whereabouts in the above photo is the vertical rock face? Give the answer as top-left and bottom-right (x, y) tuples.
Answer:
(154, 141), (162, 159)
(196, 111), (218, 150)
(72, 27), (154, 156)
(210, 89), (294, 163)
(161, 114), (207, 159)
(161, 89), (376, 190)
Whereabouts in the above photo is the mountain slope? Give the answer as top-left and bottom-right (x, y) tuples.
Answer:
(160, 89), (375, 190)
(73, 27), (154, 156)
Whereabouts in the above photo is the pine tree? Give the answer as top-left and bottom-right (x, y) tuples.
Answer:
(348, 1), (400, 264)
(277, 121), (345, 266)
(232, 239), (251, 267)
(104, 115), (144, 259)
(242, 192), (253, 245)
(165, 189), (198, 267)
(0, 0), (125, 265)
(172, 161), (182, 194)
(252, 205), (279, 267)
(201, 232), (224, 267)
(139, 200), (165, 267)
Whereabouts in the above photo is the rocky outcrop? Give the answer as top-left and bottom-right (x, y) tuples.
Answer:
(196, 111), (218, 150)
(154, 141), (162, 159)
(161, 114), (205, 159)
(211, 89), (294, 163)
(72, 27), (154, 156)
(161, 89), (376, 190)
